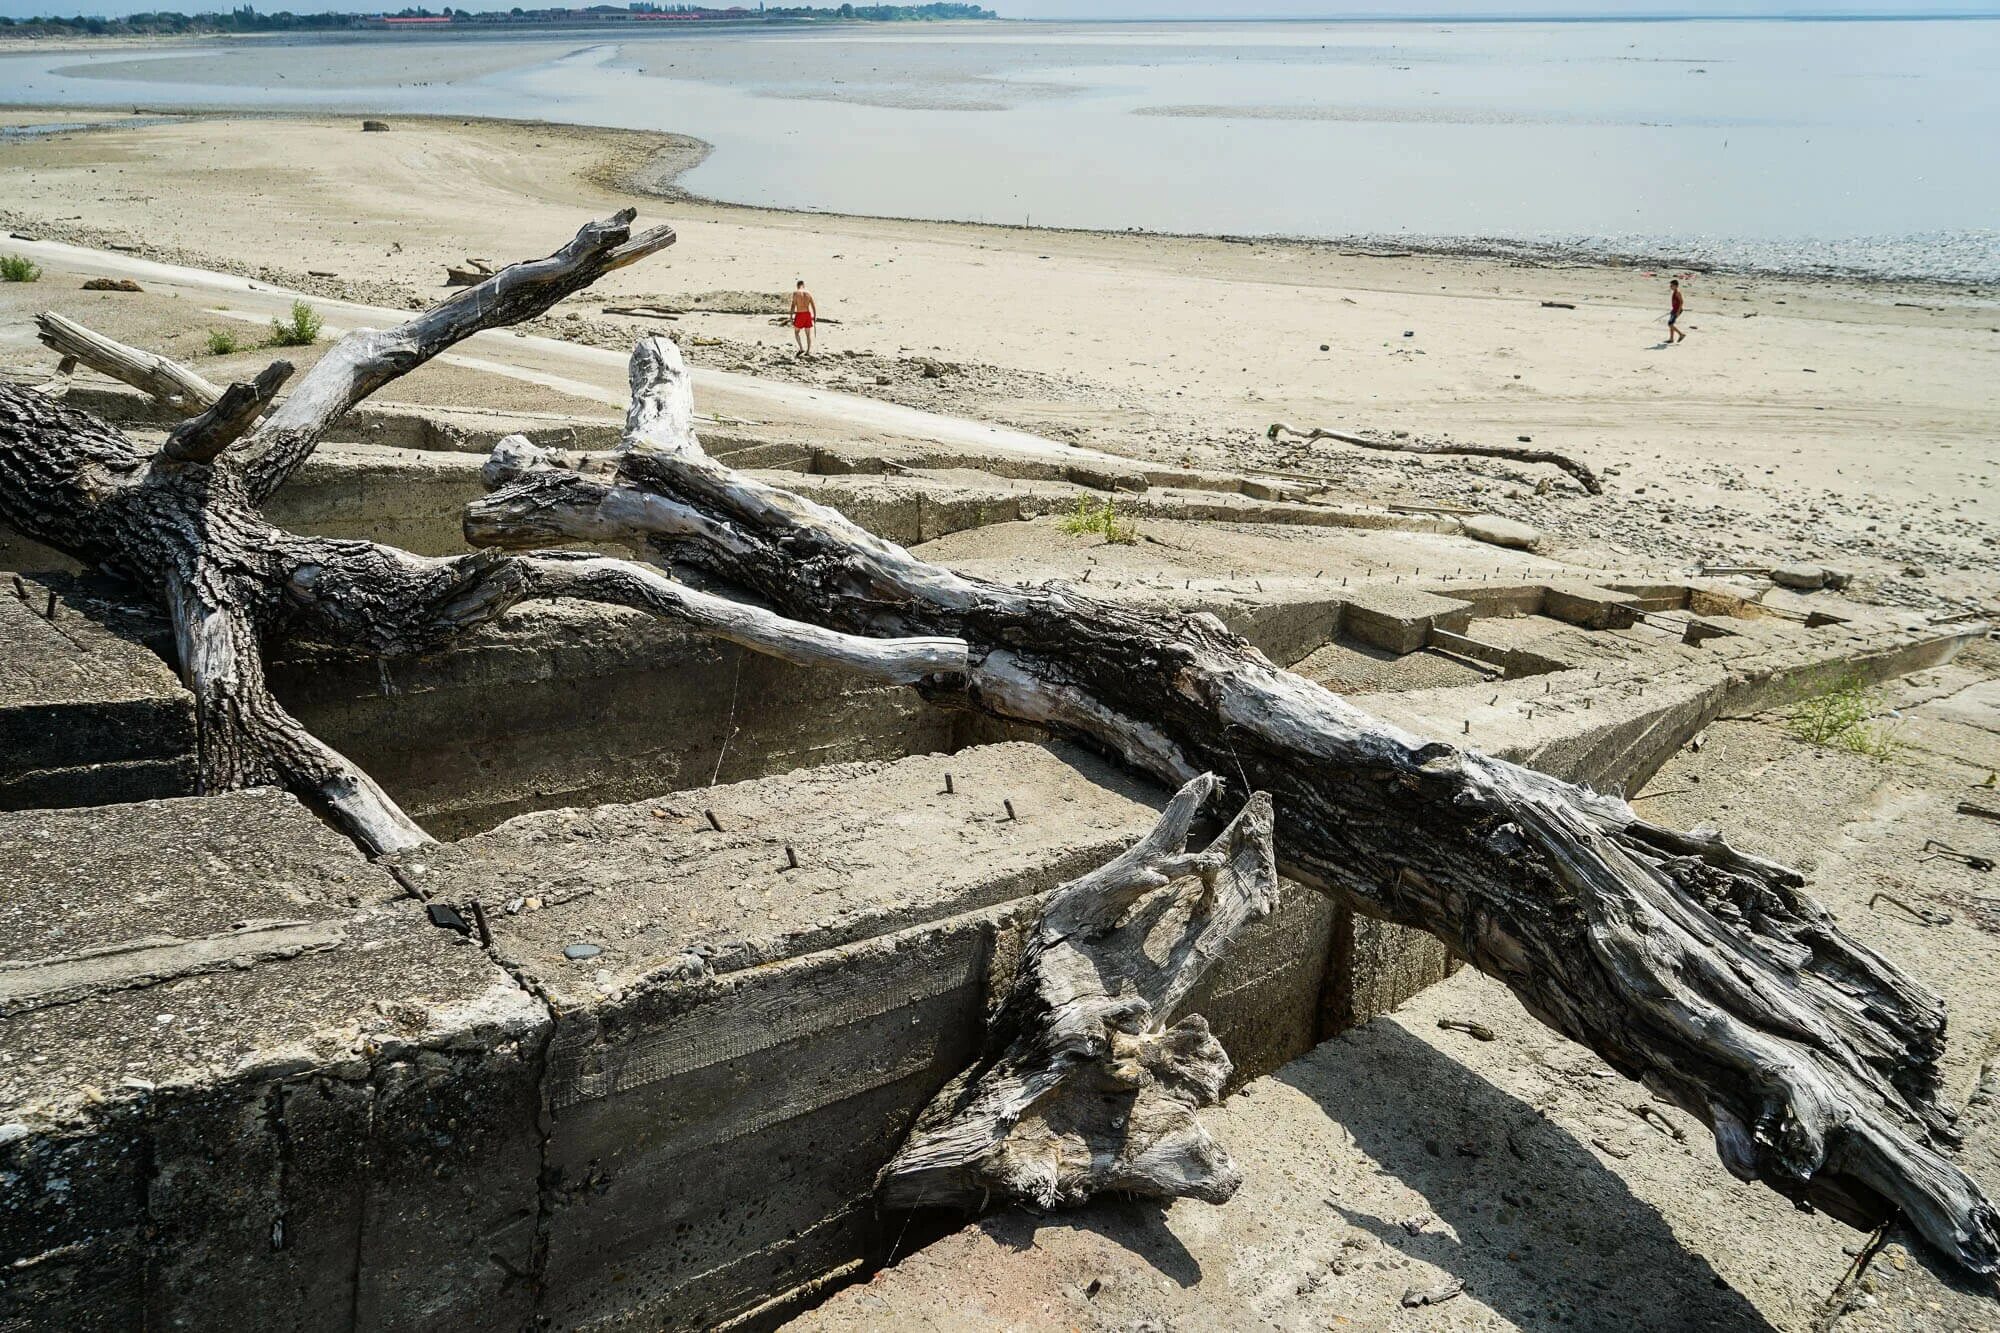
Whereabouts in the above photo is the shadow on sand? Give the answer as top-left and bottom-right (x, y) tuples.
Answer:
(1277, 1021), (1778, 1331)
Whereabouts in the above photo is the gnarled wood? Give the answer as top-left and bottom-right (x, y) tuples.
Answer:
(237, 208), (677, 504)
(1267, 420), (1603, 495)
(159, 360), (294, 464)
(880, 774), (1279, 1212)
(464, 336), (1999, 1274)
(0, 214), (962, 858)
(34, 310), (221, 410)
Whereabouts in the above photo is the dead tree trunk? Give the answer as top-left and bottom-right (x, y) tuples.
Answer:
(465, 336), (1999, 1274)
(1268, 421), (1603, 495)
(0, 212), (964, 856)
(880, 775), (1279, 1212)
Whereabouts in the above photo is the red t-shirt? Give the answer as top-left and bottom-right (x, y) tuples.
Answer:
(1671, 287), (1684, 312)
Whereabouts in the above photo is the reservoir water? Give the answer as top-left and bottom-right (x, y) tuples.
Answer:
(2, 17), (1995, 282)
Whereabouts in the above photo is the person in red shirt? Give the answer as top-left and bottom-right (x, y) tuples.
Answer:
(1668, 278), (1687, 344)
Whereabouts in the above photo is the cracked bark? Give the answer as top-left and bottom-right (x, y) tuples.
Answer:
(879, 774), (1279, 1212)
(0, 211), (966, 855)
(464, 335), (2000, 1273)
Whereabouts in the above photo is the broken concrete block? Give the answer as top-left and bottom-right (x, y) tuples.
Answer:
(1772, 564), (1829, 590)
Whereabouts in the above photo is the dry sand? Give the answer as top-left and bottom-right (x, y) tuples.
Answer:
(1, 111), (1995, 614)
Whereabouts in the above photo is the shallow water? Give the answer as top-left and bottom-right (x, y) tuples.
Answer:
(2, 18), (1995, 282)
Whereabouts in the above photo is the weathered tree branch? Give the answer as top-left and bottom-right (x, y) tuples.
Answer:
(159, 360), (294, 464)
(0, 215), (961, 858)
(464, 336), (1999, 1274)
(1267, 421), (1603, 495)
(236, 208), (677, 503)
(34, 310), (222, 410)
(880, 774), (1279, 1212)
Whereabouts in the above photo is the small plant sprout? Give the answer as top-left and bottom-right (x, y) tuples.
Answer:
(1058, 495), (1136, 546)
(204, 328), (242, 356)
(268, 300), (324, 347)
(1786, 674), (1900, 760)
(0, 255), (42, 283)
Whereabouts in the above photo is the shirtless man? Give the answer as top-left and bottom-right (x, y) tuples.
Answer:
(790, 279), (817, 356)
(1667, 278), (1687, 344)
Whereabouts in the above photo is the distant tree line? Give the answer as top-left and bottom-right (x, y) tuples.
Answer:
(0, 2), (995, 37)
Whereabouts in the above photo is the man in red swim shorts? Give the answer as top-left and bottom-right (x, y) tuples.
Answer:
(790, 279), (817, 357)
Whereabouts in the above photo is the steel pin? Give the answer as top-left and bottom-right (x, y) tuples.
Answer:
(704, 808), (723, 832)
(1003, 799), (1017, 822)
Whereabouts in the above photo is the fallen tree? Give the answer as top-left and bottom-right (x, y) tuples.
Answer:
(1, 212), (1994, 1277)
(1267, 420), (1603, 495)
(0, 211), (965, 856)
(466, 333), (1999, 1273)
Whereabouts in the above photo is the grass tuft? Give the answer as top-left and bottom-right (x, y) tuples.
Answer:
(1057, 495), (1136, 546)
(0, 254), (42, 283)
(268, 299), (323, 347)
(204, 328), (242, 356)
(1786, 675), (1900, 760)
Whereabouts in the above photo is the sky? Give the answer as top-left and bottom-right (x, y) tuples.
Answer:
(5, 0), (1997, 23)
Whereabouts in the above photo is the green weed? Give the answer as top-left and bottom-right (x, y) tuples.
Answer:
(1786, 675), (1900, 760)
(1058, 495), (1136, 546)
(268, 299), (323, 347)
(204, 328), (242, 356)
(0, 254), (41, 283)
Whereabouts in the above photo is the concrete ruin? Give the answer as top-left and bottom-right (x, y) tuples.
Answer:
(4, 279), (1993, 1330)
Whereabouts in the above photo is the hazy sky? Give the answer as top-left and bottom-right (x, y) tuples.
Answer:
(4, 1), (1997, 23)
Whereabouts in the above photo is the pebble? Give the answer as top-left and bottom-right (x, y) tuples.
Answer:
(563, 943), (602, 961)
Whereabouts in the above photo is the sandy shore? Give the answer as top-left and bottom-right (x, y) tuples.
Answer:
(1, 111), (1995, 613)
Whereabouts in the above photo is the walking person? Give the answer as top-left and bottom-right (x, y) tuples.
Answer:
(790, 279), (817, 357)
(1667, 277), (1687, 344)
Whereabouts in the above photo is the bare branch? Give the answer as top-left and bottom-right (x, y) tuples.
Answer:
(34, 311), (222, 410)
(518, 553), (967, 685)
(158, 360), (294, 464)
(238, 209), (677, 503)
(1268, 421), (1603, 495)
(165, 568), (433, 855)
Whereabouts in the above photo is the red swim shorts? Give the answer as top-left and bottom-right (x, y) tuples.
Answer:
(792, 311), (814, 329)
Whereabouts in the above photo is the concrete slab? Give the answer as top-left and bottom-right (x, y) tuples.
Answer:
(0, 790), (547, 1333)
(0, 575), (193, 811)
(1339, 586), (1475, 655)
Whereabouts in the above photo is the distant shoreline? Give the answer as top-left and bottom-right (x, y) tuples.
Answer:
(4, 102), (1990, 293)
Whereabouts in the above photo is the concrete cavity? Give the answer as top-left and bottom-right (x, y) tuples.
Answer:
(2, 407), (1988, 1330)
(0, 744), (1445, 1332)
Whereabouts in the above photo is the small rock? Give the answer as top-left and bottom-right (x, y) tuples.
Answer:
(1771, 564), (1828, 591)
(81, 278), (142, 293)
(1461, 514), (1542, 552)
(1402, 1277), (1465, 1308)
(1319, 343), (1330, 352)
(563, 942), (602, 961)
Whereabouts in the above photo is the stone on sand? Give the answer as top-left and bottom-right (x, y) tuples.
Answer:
(1460, 514), (1542, 551)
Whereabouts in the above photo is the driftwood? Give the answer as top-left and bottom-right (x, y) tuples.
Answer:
(5, 212), (1997, 1275)
(444, 258), (497, 287)
(1267, 421), (1603, 495)
(35, 310), (221, 408)
(464, 334), (1998, 1272)
(0, 211), (965, 857)
(880, 774), (1278, 1211)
